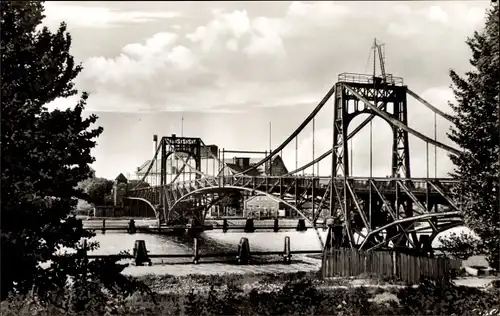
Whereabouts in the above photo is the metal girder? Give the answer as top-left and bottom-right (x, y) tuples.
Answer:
(359, 211), (459, 249)
(427, 180), (460, 211)
(369, 180), (417, 249)
(346, 180), (370, 231)
(343, 84), (460, 155)
(397, 180), (439, 233)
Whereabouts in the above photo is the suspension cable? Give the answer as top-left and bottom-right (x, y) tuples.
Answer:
(434, 112), (437, 178)
(426, 142), (429, 178)
(370, 118), (373, 178)
(312, 117), (315, 177)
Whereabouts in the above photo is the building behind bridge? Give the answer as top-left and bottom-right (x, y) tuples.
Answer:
(135, 154), (289, 182)
(135, 152), (291, 217)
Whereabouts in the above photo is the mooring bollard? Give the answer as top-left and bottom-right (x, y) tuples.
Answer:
(273, 218), (279, 232)
(283, 236), (291, 264)
(102, 219), (106, 234)
(296, 218), (307, 231)
(222, 219), (229, 233)
(192, 237), (200, 264)
(236, 237), (251, 265)
(244, 218), (255, 233)
(128, 219), (137, 234)
(133, 240), (152, 266)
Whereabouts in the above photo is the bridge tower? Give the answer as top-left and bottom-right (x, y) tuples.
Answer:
(331, 74), (410, 179)
(159, 135), (203, 222)
(330, 72), (412, 248)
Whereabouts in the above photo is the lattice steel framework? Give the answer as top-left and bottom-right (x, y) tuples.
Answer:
(126, 68), (463, 255)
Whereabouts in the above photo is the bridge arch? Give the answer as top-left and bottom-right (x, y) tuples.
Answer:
(347, 113), (394, 177)
(124, 197), (158, 218)
(359, 211), (463, 251)
(168, 185), (326, 248)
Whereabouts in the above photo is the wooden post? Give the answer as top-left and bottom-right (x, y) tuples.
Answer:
(273, 218), (279, 232)
(236, 237), (251, 265)
(133, 240), (152, 266)
(296, 218), (306, 231)
(223, 218), (228, 233)
(244, 218), (255, 233)
(128, 219), (136, 234)
(283, 236), (291, 264)
(192, 237), (200, 264)
(102, 219), (106, 234)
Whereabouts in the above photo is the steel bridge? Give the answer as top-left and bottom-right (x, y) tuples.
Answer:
(125, 66), (463, 254)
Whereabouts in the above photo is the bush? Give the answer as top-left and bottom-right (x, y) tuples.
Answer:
(2, 272), (500, 316)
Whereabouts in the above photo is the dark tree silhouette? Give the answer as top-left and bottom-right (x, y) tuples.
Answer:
(447, 3), (499, 269)
(0, 1), (105, 299)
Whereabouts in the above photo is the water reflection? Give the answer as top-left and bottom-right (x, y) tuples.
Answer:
(90, 230), (329, 255)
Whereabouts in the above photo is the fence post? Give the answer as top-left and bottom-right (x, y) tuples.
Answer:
(296, 218), (306, 231)
(283, 236), (291, 264)
(223, 218), (228, 233)
(273, 218), (279, 232)
(244, 218), (255, 233)
(236, 237), (251, 264)
(192, 237), (200, 264)
(133, 240), (152, 266)
(128, 219), (137, 234)
(102, 219), (106, 234)
(392, 251), (397, 278)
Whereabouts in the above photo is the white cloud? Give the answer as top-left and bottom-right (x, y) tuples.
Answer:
(427, 6), (449, 24)
(70, 1), (489, 116)
(186, 10), (250, 53)
(43, 3), (180, 30)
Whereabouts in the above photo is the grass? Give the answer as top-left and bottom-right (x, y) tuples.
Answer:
(2, 270), (500, 316)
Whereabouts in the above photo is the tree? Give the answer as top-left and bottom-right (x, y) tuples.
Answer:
(0, 0), (106, 299)
(79, 177), (114, 206)
(447, 3), (499, 269)
(438, 231), (485, 261)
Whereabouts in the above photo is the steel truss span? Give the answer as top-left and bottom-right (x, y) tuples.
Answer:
(125, 69), (463, 254)
(129, 175), (461, 251)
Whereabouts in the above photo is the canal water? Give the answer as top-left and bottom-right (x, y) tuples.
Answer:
(89, 225), (458, 257)
(90, 229), (329, 256)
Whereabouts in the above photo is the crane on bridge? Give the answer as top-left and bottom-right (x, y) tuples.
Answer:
(372, 38), (387, 85)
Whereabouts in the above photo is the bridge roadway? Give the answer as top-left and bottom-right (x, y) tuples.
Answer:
(129, 175), (458, 212)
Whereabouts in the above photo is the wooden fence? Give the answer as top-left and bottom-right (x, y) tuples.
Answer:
(322, 248), (462, 284)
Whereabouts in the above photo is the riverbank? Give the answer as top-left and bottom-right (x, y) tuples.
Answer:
(122, 254), (322, 278)
(3, 263), (499, 316)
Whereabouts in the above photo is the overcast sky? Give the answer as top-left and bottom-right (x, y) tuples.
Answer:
(42, 1), (491, 180)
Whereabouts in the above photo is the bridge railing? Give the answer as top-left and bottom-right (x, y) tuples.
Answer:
(129, 176), (458, 194)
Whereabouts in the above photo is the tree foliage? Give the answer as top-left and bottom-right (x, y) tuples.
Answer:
(447, 3), (499, 269)
(438, 231), (485, 261)
(218, 192), (242, 209)
(0, 0), (107, 299)
(78, 177), (114, 206)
